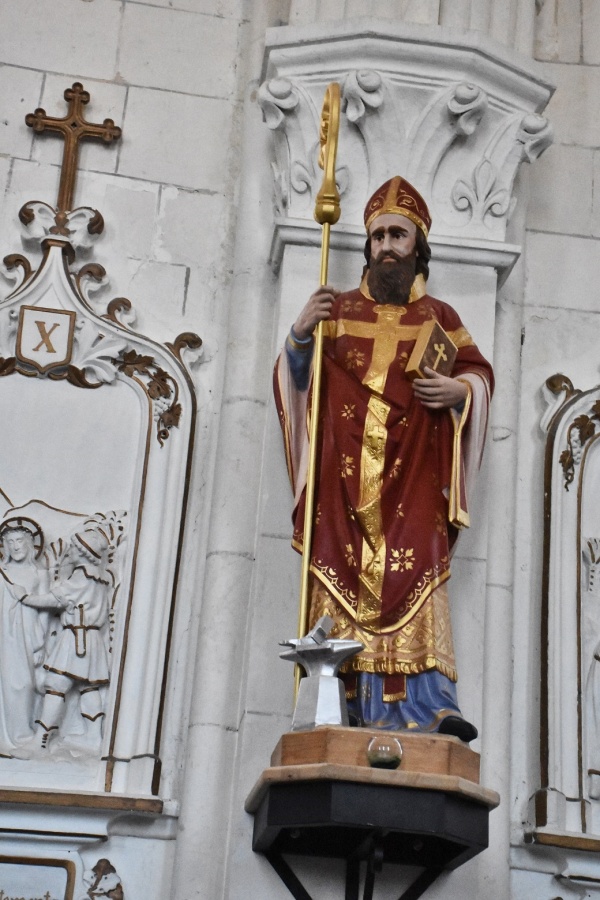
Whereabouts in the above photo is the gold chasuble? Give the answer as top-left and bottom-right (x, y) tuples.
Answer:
(274, 276), (493, 701)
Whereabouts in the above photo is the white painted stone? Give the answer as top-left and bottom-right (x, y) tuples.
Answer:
(244, 534), (300, 717)
(118, 87), (232, 191)
(0, 67), (42, 161)
(91, 255), (190, 342)
(171, 722), (238, 900)
(154, 186), (227, 266)
(205, 398), (267, 555)
(136, 0), (244, 16)
(448, 557), (487, 748)
(223, 711), (295, 900)
(30, 75), (126, 177)
(542, 61), (600, 148)
(0, 0), (120, 80)
(528, 143), (593, 236)
(120, 5), (239, 99)
(525, 232), (600, 312)
(534, 0), (581, 63)
(584, 0), (600, 64)
(591, 151), (600, 238)
(188, 553), (254, 725)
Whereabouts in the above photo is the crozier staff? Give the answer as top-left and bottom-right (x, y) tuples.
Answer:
(274, 176), (493, 741)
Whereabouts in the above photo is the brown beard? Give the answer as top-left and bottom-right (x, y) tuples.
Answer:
(367, 249), (417, 305)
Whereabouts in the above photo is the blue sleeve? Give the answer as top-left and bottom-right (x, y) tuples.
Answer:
(285, 328), (314, 391)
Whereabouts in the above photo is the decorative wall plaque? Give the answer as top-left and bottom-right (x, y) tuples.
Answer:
(537, 375), (600, 838)
(0, 84), (201, 799)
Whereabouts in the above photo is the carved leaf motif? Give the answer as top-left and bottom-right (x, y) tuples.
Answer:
(72, 324), (127, 384)
(161, 402), (181, 428)
(3, 254), (33, 290)
(447, 83), (487, 136)
(0, 358), (16, 377)
(343, 70), (383, 124)
(574, 414), (595, 444)
(291, 159), (313, 195)
(559, 448), (574, 489)
(517, 114), (553, 163)
(147, 367), (172, 400)
(258, 78), (299, 131)
(117, 349), (154, 378)
(592, 401), (600, 421)
(546, 373), (575, 396)
(451, 158), (510, 223)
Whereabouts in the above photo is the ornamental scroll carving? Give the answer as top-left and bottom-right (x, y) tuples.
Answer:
(260, 31), (553, 245)
(539, 375), (600, 836)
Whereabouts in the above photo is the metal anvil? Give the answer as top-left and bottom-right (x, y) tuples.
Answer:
(280, 616), (364, 731)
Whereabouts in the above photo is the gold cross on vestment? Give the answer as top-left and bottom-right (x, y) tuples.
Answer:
(330, 305), (422, 394)
(26, 82), (122, 213)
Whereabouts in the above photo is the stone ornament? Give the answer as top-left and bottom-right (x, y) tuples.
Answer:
(83, 858), (125, 899)
(537, 375), (600, 835)
(260, 25), (554, 271)
(0, 83), (201, 799)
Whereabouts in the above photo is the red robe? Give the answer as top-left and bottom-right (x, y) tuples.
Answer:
(274, 275), (493, 700)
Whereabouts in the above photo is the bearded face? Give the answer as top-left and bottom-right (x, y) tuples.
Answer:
(366, 247), (417, 306)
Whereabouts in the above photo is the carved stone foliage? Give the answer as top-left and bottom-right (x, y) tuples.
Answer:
(539, 375), (600, 837)
(260, 27), (553, 248)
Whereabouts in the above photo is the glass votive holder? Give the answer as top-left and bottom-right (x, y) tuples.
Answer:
(366, 735), (403, 769)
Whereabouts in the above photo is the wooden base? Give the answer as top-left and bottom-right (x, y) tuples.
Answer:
(271, 725), (480, 783)
(245, 727), (499, 814)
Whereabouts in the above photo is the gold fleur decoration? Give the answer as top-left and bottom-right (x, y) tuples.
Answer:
(389, 547), (415, 573)
(398, 351), (408, 370)
(344, 543), (357, 567)
(435, 511), (446, 534)
(341, 403), (356, 420)
(396, 503), (404, 518)
(315, 502), (322, 525)
(341, 454), (355, 478)
(342, 298), (363, 314)
(345, 349), (366, 370)
(390, 458), (402, 479)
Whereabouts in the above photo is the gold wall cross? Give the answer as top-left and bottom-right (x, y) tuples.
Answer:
(26, 82), (122, 213)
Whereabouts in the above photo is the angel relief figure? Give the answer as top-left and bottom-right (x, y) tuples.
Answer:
(0, 517), (48, 754)
(0, 510), (126, 759)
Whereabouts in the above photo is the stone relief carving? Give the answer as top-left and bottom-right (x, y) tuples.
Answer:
(83, 858), (125, 900)
(0, 508), (126, 759)
(0, 80), (202, 799)
(342, 70), (383, 125)
(539, 376), (600, 835)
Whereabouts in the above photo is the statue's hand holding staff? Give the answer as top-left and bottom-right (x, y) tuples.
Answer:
(293, 286), (340, 341)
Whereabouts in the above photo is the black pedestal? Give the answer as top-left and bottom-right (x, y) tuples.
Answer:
(251, 779), (492, 900)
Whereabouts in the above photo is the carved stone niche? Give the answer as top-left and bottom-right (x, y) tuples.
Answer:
(535, 376), (600, 840)
(0, 219), (199, 800)
(259, 20), (553, 279)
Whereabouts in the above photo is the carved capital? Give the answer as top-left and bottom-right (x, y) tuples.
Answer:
(261, 23), (554, 258)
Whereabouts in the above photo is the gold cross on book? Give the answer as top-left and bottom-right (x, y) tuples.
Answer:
(26, 82), (122, 213)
